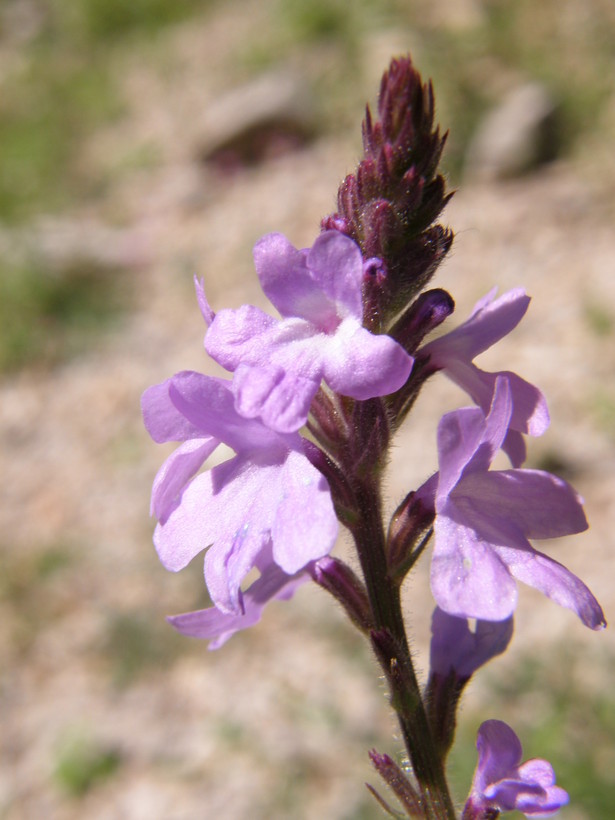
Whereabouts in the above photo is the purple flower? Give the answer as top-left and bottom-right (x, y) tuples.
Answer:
(205, 230), (414, 433)
(419, 376), (605, 628)
(426, 609), (513, 758)
(463, 720), (568, 819)
(141, 372), (338, 615)
(167, 555), (310, 650)
(420, 288), (549, 466)
(430, 607), (513, 680)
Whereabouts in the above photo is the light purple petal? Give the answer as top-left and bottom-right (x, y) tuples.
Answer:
(321, 319), (414, 400)
(430, 607), (513, 678)
(202, 458), (285, 613)
(415, 472), (438, 513)
(431, 509), (518, 621)
(457, 469), (588, 540)
(515, 787), (569, 817)
(154, 434), (336, 615)
(514, 761), (569, 816)
(502, 547), (606, 629)
(194, 276), (215, 326)
(254, 232), (339, 327)
(232, 361), (320, 433)
(253, 231), (364, 327)
(436, 406), (489, 500)
(425, 288), (530, 362)
(206, 304), (278, 371)
(502, 428), (527, 468)
(205, 231), (415, 432)
(441, 361), (550, 440)
(151, 437), (219, 520)
(168, 564), (309, 649)
(305, 230), (364, 321)
(436, 378), (512, 500)
(167, 371), (286, 454)
(422, 289), (549, 462)
(141, 380), (202, 443)
(435, 437), (604, 629)
(153, 462), (234, 575)
(486, 767), (568, 816)
(271, 449), (338, 573)
(155, 455), (275, 615)
(463, 376), (514, 475)
(516, 759), (558, 791)
(474, 720), (523, 794)
(153, 454), (280, 607)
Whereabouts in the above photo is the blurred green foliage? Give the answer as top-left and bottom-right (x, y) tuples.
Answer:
(0, 260), (128, 372)
(0, 0), (217, 223)
(49, 0), (214, 42)
(102, 611), (184, 687)
(0, 543), (77, 655)
(584, 301), (614, 338)
(54, 733), (122, 797)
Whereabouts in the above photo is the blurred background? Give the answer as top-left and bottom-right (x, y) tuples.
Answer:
(1, 0), (614, 817)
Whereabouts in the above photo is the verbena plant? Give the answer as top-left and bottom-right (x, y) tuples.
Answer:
(142, 57), (606, 818)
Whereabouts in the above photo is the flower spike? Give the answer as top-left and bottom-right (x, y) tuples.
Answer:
(463, 720), (569, 819)
(322, 56), (454, 325)
(419, 376), (605, 629)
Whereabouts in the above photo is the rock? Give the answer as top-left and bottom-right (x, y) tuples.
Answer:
(0, 217), (149, 276)
(464, 83), (559, 181)
(194, 69), (317, 170)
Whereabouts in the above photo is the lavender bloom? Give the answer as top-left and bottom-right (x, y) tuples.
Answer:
(462, 720), (569, 819)
(426, 608), (513, 758)
(420, 288), (549, 466)
(141, 372), (338, 615)
(205, 230), (414, 433)
(419, 376), (605, 628)
(168, 554), (309, 650)
(430, 607), (513, 680)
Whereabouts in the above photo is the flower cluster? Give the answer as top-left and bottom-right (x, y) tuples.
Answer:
(463, 721), (569, 819)
(142, 228), (413, 645)
(206, 230), (413, 433)
(142, 55), (606, 818)
(417, 375), (604, 629)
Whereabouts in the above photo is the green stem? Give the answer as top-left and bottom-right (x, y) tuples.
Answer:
(353, 480), (456, 820)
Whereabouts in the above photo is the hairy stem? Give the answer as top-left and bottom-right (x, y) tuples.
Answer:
(353, 480), (456, 819)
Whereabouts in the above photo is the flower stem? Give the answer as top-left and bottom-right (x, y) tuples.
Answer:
(353, 479), (456, 819)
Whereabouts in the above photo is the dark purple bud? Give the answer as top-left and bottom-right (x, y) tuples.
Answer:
(389, 289), (455, 355)
(397, 167), (424, 217)
(322, 55), (453, 323)
(368, 749), (422, 817)
(321, 213), (349, 234)
(310, 557), (372, 633)
(363, 257), (387, 283)
(362, 257), (388, 327)
(387, 490), (435, 582)
(309, 388), (350, 448)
